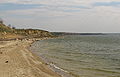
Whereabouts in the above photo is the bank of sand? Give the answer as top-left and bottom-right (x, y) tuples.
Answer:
(0, 40), (61, 77)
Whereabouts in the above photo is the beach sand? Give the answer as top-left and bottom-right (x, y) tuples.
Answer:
(0, 40), (61, 77)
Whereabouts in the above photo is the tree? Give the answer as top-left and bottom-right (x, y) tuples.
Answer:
(0, 18), (3, 24)
(8, 24), (16, 29)
(12, 26), (16, 29)
(8, 24), (11, 28)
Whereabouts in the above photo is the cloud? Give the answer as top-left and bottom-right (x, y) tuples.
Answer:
(93, 1), (120, 7)
(0, 0), (92, 14)
(0, 0), (18, 4)
(1, 0), (120, 32)
(0, 3), (44, 11)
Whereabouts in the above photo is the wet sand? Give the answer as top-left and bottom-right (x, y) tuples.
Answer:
(0, 40), (61, 77)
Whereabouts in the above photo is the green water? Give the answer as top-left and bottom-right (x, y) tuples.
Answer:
(31, 35), (120, 77)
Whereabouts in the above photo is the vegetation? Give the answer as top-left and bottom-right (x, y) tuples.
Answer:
(52, 32), (105, 36)
(0, 24), (14, 33)
(0, 18), (3, 24)
(15, 29), (53, 38)
(0, 21), (54, 40)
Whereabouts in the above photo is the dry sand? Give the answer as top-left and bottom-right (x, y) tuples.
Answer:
(0, 40), (61, 77)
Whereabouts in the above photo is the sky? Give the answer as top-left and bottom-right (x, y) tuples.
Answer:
(0, 0), (120, 33)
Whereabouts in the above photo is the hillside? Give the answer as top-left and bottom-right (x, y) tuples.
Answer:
(15, 29), (53, 38)
(0, 23), (14, 32)
(0, 23), (53, 40)
(0, 23), (21, 39)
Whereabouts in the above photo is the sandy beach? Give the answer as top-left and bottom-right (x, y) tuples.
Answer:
(0, 40), (61, 77)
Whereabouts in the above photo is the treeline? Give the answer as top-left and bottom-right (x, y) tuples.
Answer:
(52, 32), (105, 36)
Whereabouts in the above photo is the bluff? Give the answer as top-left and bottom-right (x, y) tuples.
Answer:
(15, 29), (53, 38)
(0, 23), (53, 40)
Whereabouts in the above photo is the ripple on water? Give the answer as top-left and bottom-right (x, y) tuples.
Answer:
(31, 35), (120, 77)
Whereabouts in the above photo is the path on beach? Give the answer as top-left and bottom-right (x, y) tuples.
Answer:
(0, 40), (61, 77)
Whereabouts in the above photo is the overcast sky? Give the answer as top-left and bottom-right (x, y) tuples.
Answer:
(0, 0), (120, 32)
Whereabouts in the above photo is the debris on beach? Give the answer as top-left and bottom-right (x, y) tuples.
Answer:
(5, 61), (8, 63)
(0, 52), (2, 54)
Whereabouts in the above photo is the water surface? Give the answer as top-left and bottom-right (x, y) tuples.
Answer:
(31, 35), (120, 77)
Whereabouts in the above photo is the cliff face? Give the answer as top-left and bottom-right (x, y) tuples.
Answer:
(0, 23), (53, 40)
(15, 29), (53, 38)
(0, 23), (20, 39)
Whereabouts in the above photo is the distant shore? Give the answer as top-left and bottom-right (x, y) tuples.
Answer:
(0, 39), (62, 77)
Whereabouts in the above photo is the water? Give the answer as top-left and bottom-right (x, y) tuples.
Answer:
(31, 35), (120, 77)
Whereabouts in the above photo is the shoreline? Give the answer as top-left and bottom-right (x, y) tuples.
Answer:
(29, 38), (74, 77)
(0, 39), (62, 77)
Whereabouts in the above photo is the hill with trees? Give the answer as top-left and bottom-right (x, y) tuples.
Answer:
(0, 19), (53, 40)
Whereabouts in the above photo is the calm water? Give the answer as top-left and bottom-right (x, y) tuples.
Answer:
(31, 35), (120, 77)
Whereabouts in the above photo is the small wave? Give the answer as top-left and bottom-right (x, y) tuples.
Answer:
(115, 68), (120, 70)
(49, 63), (73, 77)
(50, 63), (68, 73)
(80, 67), (120, 74)
(31, 35), (120, 77)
